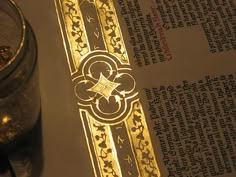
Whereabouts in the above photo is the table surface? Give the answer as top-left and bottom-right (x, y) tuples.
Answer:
(14, 1), (95, 176)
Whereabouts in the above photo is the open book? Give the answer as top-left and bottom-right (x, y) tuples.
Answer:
(54, 0), (236, 176)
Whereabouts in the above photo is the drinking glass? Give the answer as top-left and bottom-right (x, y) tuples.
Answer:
(0, 0), (40, 154)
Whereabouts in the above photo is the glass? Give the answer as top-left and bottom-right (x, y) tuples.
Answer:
(0, 0), (40, 154)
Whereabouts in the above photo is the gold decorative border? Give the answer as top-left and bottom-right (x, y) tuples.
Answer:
(58, 0), (89, 75)
(95, 0), (129, 64)
(55, 0), (160, 176)
(126, 102), (160, 177)
(86, 111), (122, 177)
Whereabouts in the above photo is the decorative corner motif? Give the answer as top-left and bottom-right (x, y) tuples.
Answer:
(73, 51), (138, 124)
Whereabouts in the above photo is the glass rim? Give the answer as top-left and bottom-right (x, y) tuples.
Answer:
(0, 0), (26, 75)
(0, 22), (38, 101)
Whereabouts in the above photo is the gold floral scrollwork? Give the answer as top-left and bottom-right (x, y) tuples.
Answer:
(87, 113), (121, 177)
(95, 0), (129, 64)
(126, 102), (160, 177)
(59, 0), (89, 75)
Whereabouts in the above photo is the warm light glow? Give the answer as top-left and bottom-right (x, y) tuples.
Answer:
(2, 115), (11, 124)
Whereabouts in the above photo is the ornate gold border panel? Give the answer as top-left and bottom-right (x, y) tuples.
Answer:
(55, 0), (160, 176)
